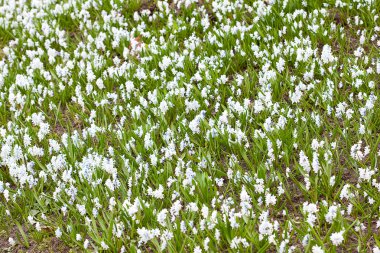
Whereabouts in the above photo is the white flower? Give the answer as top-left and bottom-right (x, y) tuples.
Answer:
(330, 231), (344, 246)
(55, 227), (62, 238)
(159, 100), (169, 115)
(299, 151), (311, 173)
(84, 239), (89, 249)
(8, 237), (15, 246)
(194, 246), (202, 253)
(76, 204), (86, 216)
(276, 57), (285, 73)
(312, 245), (324, 253)
(148, 184), (164, 199)
(321, 45), (336, 64)
(137, 227), (160, 245)
(157, 209), (168, 226)
(325, 205), (338, 224)
(96, 78), (105, 89)
(101, 241), (109, 250)
(265, 192), (277, 206)
(36, 222), (41, 231)
(230, 236), (249, 249)
(159, 56), (172, 70)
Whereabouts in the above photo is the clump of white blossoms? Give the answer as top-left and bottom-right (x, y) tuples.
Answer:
(321, 45), (336, 64)
(0, 0), (379, 252)
(330, 231), (344, 246)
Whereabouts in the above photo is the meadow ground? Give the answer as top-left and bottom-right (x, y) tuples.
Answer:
(0, 0), (380, 252)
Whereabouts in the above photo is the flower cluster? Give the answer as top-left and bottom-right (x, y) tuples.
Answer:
(0, 0), (379, 252)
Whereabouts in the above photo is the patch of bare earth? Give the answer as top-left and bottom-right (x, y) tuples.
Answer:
(0, 226), (74, 253)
